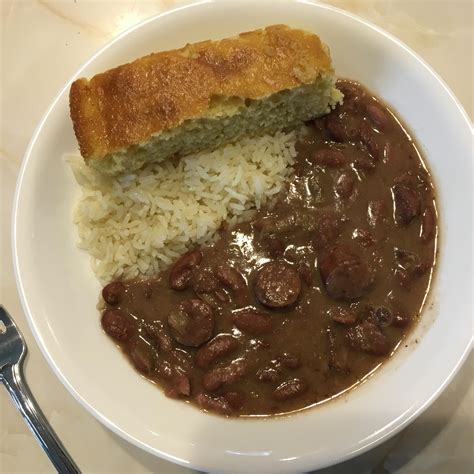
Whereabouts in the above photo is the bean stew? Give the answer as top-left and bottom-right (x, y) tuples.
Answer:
(100, 80), (438, 416)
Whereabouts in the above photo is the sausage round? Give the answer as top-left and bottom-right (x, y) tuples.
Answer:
(167, 298), (214, 347)
(254, 262), (302, 308)
(319, 245), (374, 300)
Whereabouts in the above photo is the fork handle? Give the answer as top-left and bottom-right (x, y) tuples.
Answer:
(1, 364), (80, 473)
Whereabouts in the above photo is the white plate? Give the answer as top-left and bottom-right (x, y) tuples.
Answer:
(13, 1), (473, 472)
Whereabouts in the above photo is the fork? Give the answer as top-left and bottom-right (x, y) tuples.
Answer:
(0, 306), (80, 473)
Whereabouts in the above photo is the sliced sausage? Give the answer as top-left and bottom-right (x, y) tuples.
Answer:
(102, 282), (125, 305)
(346, 320), (391, 356)
(320, 245), (374, 300)
(272, 378), (307, 401)
(101, 309), (134, 342)
(169, 250), (202, 290)
(196, 334), (239, 369)
(392, 185), (421, 225)
(233, 310), (273, 334)
(167, 298), (214, 347)
(255, 262), (302, 308)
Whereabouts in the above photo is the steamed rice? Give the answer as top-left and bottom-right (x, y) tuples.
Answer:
(68, 131), (297, 282)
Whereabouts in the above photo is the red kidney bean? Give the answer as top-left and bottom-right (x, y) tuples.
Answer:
(169, 250), (202, 290)
(265, 237), (285, 258)
(279, 352), (301, 370)
(420, 206), (436, 242)
(165, 375), (191, 398)
(202, 359), (246, 392)
(102, 282), (125, 305)
(129, 339), (155, 374)
(223, 391), (244, 410)
(353, 228), (375, 247)
(167, 298), (214, 347)
(215, 265), (246, 293)
(233, 310), (274, 334)
(314, 213), (341, 249)
(346, 320), (391, 356)
(368, 200), (386, 226)
(320, 245), (374, 301)
(195, 393), (231, 415)
(366, 104), (389, 130)
(196, 334), (239, 369)
(143, 323), (173, 352)
(374, 307), (393, 327)
(256, 366), (281, 383)
(392, 311), (413, 328)
(326, 111), (361, 143)
(327, 327), (350, 372)
(273, 378), (307, 401)
(335, 172), (356, 198)
(392, 185), (421, 225)
(255, 262), (302, 308)
(312, 148), (347, 167)
(329, 307), (358, 325)
(360, 121), (385, 161)
(101, 309), (134, 342)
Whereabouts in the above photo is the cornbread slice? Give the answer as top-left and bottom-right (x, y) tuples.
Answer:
(70, 25), (342, 175)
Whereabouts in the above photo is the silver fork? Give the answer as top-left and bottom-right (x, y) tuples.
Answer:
(0, 306), (80, 473)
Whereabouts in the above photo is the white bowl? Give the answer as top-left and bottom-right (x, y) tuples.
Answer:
(13, 1), (473, 472)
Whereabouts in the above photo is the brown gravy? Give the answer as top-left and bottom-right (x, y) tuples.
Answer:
(99, 80), (437, 416)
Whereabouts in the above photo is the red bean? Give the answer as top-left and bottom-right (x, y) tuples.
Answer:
(335, 172), (355, 198)
(279, 353), (301, 370)
(169, 250), (202, 290)
(165, 375), (191, 398)
(257, 367), (281, 382)
(392, 185), (421, 225)
(196, 334), (239, 369)
(101, 309), (134, 342)
(255, 262), (302, 308)
(129, 339), (155, 374)
(102, 282), (125, 305)
(346, 320), (391, 356)
(233, 310), (273, 334)
(202, 359), (246, 392)
(421, 206), (436, 242)
(273, 378), (307, 401)
(314, 213), (341, 249)
(167, 298), (214, 347)
(329, 307), (358, 325)
(327, 327), (350, 372)
(215, 265), (246, 300)
(368, 200), (386, 226)
(360, 121), (385, 161)
(223, 391), (245, 410)
(326, 111), (361, 143)
(195, 393), (231, 415)
(265, 237), (285, 258)
(374, 307), (393, 327)
(312, 148), (347, 167)
(366, 104), (389, 130)
(353, 228), (375, 247)
(392, 311), (413, 328)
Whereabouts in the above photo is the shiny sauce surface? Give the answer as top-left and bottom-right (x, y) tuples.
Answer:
(99, 80), (437, 416)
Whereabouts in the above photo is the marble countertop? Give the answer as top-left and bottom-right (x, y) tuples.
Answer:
(1, 1), (472, 473)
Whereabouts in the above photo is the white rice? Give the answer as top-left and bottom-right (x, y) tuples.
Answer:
(68, 131), (297, 282)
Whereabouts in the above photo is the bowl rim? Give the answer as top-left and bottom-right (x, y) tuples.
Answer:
(12, 0), (473, 471)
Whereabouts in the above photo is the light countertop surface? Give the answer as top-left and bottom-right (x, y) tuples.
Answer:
(1, 1), (472, 473)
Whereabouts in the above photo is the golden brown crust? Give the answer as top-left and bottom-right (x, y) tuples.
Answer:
(69, 25), (333, 161)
